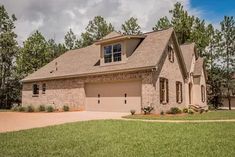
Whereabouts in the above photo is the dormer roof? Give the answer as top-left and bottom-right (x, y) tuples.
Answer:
(95, 31), (146, 45)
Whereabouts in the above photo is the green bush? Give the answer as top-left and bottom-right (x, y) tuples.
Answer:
(169, 107), (182, 114)
(26, 106), (34, 112)
(182, 108), (188, 113)
(11, 105), (19, 111)
(160, 111), (164, 115)
(63, 105), (69, 112)
(38, 105), (46, 112)
(18, 106), (26, 112)
(188, 109), (194, 114)
(199, 109), (204, 114)
(130, 109), (136, 115)
(141, 106), (154, 114)
(46, 106), (54, 112)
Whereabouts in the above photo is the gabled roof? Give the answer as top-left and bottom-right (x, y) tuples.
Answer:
(102, 31), (122, 39)
(193, 57), (204, 76)
(95, 31), (146, 45)
(180, 43), (195, 73)
(22, 27), (187, 82)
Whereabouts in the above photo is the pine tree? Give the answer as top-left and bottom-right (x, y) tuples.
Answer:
(77, 16), (114, 48)
(64, 28), (76, 50)
(152, 16), (172, 31)
(17, 31), (50, 77)
(220, 16), (235, 110)
(121, 17), (142, 35)
(0, 5), (19, 108)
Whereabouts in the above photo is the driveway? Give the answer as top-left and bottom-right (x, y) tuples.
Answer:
(0, 111), (127, 133)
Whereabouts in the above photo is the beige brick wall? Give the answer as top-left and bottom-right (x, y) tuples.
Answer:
(22, 70), (152, 110)
(151, 41), (186, 113)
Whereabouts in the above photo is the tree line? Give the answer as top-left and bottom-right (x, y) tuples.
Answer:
(0, 3), (234, 109)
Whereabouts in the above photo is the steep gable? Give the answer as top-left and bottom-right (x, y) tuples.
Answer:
(180, 43), (196, 73)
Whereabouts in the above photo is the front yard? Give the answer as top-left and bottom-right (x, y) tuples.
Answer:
(0, 120), (235, 157)
(123, 110), (235, 120)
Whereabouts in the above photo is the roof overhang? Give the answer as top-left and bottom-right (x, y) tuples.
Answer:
(21, 66), (156, 83)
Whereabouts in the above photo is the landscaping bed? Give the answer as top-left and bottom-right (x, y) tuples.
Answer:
(123, 110), (235, 120)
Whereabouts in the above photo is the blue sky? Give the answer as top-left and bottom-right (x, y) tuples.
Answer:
(190, 0), (235, 26)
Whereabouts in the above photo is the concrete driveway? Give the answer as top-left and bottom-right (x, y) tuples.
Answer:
(0, 111), (127, 133)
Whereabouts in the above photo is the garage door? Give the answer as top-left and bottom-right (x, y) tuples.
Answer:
(85, 81), (141, 112)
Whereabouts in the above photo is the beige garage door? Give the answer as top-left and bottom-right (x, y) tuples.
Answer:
(85, 81), (141, 112)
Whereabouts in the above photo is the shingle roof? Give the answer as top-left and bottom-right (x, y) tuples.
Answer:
(193, 57), (204, 76)
(180, 43), (195, 73)
(102, 31), (122, 39)
(22, 28), (175, 82)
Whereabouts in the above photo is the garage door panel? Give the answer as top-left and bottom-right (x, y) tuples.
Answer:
(85, 81), (141, 112)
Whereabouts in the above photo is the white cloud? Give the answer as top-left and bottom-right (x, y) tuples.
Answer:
(0, 0), (202, 44)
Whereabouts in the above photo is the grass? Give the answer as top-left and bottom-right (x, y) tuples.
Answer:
(0, 109), (10, 112)
(0, 120), (235, 157)
(123, 110), (235, 120)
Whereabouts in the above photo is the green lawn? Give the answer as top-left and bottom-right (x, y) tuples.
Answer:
(0, 120), (235, 157)
(123, 110), (235, 120)
(0, 109), (10, 112)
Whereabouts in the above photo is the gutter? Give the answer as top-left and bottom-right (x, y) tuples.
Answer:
(21, 66), (157, 83)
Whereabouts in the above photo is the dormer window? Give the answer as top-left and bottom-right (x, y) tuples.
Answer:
(104, 43), (122, 63)
(168, 45), (174, 63)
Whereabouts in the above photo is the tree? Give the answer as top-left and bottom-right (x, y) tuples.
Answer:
(77, 16), (114, 48)
(220, 16), (235, 110)
(153, 16), (172, 31)
(205, 24), (223, 108)
(0, 5), (19, 108)
(17, 30), (50, 77)
(190, 18), (210, 57)
(121, 17), (142, 35)
(64, 28), (76, 50)
(48, 39), (67, 59)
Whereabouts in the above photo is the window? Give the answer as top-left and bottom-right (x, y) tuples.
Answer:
(168, 45), (174, 63)
(113, 44), (122, 62)
(104, 43), (122, 63)
(32, 84), (39, 95)
(42, 83), (46, 94)
(98, 94), (100, 104)
(201, 85), (205, 102)
(160, 77), (169, 104)
(104, 45), (112, 63)
(176, 81), (183, 103)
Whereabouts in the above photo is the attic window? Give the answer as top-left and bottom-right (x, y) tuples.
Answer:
(168, 45), (174, 63)
(104, 43), (122, 63)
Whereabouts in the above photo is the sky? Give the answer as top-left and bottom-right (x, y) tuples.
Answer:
(0, 0), (234, 45)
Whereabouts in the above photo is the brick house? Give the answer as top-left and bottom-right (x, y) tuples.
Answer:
(21, 28), (207, 113)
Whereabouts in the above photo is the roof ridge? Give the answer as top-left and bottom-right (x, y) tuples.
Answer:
(143, 27), (174, 35)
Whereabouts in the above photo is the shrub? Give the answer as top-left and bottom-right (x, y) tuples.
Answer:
(18, 106), (26, 112)
(63, 105), (69, 112)
(199, 109), (204, 114)
(169, 107), (181, 114)
(182, 108), (188, 113)
(160, 111), (164, 115)
(141, 105), (154, 114)
(38, 105), (46, 112)
(46, 106), (54, 112)
(130, 109), (136, 115)
(26, 105), (34, 112)
(188, 109), (194, 114)
(11, 105), (19, 111)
